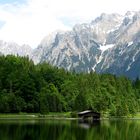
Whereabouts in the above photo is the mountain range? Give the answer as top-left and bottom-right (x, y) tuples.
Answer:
(0, 40), (32, 56)
(1, 11), (140, 79)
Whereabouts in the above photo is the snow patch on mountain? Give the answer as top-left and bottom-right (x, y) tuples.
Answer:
(126, 48), (140, 71)
(128, 41), (133, 46)
(100, 44), (114, 51)
(92, 52), (104, 71)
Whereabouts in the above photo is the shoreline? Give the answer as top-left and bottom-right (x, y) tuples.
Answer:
(0, 114), (140, 120)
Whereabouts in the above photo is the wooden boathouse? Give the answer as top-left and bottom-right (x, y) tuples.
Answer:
(78, 110), (100, 120)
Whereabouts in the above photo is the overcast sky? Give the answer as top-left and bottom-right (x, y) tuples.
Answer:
(0, 0), (140, 48)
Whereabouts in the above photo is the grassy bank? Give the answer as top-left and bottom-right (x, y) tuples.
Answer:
(0, 112), (139, 120)
(0, 112), (75, 120)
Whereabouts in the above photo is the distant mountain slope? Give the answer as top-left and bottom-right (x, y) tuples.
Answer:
(0, 40), (32, 57)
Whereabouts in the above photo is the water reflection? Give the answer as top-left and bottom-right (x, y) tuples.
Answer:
(0, 119), (139, 140)
(78, 119), (100, 129)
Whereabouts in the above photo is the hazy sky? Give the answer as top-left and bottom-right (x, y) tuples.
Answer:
(0, 0), (140, 48)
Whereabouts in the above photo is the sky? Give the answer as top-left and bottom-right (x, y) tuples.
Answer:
(0, 0), (140, 48)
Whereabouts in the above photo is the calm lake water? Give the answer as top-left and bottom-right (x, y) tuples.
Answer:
(0, 119), (140, 140)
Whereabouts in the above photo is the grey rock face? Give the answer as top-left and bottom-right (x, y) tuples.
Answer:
(32, 30), (101, 72)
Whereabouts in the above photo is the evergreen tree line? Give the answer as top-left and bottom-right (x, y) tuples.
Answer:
(0, 55), (139, 116)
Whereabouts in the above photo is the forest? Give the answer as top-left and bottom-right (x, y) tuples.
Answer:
(0, 55), (139, 116)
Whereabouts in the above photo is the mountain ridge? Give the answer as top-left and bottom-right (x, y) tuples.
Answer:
(1, 11), (140, 79)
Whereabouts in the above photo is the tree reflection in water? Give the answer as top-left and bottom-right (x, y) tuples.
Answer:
(0, 119), (139, 140)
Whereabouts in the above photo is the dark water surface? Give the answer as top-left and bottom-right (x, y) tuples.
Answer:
(0, 119), (140, 140)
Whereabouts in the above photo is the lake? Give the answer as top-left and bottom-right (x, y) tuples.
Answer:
(0, 119), (139, 140)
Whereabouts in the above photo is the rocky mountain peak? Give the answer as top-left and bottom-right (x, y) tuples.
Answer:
(31, 11), (140, 79)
